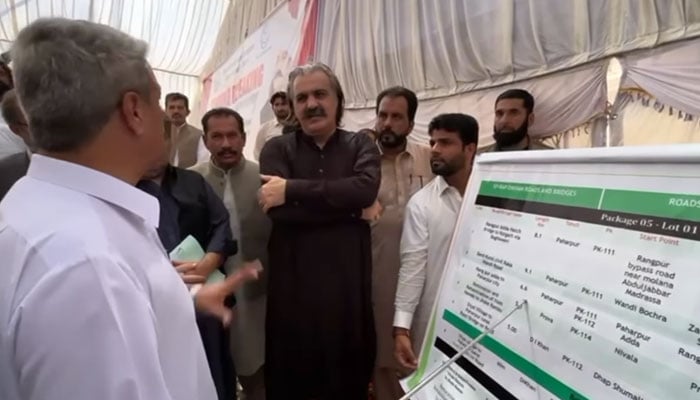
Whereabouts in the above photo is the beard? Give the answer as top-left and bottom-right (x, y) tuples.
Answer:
(430, 157), (462, 177)
(378, 128), (407, 149)
(493, 119), (529, 148)
(274, 109), (290, 120)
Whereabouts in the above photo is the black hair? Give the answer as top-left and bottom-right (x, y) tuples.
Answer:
(270, 91), (287, 105)
(375, 86), (418, 122)
(495, 89), (534, 113)
(428, 113), (479, 146)
(165, 92), (190, 110)
(201, 107), (245, 137)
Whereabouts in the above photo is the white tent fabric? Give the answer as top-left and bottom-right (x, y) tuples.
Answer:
(611, 90), (700, 146)
(619, 38), (700, 118)
(0, 0), (229, 113)
(202, 0), (286, 78)
(608, 37), (700, 146)
(558, 123), (594, 149)
(341, 60), (609, 149)
(317, 0), (700, 108)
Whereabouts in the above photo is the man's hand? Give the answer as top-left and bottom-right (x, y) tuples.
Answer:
(238, 259), (263, 281)
(194, 281), (234, 327)
(193, 253), (223, 277)
(194, 260), (262, 326)
(394, 329), (418, 371)
(362, 199), (383, 222)
(259, 174), (287, 212)
(173, 261), (205, 285)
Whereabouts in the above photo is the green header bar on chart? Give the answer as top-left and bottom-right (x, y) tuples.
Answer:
(478, 180), (700, 222)
(601, 189), (700, 222)
(478, 181), (602, 208)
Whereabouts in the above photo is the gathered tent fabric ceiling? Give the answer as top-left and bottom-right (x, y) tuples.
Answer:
(0, 0), (229, 111)
(317, 0), (700, 108)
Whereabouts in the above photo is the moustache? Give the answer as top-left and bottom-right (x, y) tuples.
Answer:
(378, 129), (407, 148)
(379, 128), (397, 137)
(217, 149), (236, 157)
(303, 107), (326, 119)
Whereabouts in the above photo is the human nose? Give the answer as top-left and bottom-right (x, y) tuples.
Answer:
(221, 136), (233, 148)
(306, 96), (320, 109)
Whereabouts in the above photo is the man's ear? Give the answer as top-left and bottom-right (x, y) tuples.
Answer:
(202, 133), (212, 153)
(528, 112), (535, 127)
(465, 142), (478, 165)
(408, 120), (415, 134)
(121, 92), (145, 135)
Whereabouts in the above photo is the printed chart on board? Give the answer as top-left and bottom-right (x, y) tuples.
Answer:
(404, 146), (700, 400)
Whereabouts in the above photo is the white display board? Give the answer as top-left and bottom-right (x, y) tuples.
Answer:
(405, 145), (700, 400)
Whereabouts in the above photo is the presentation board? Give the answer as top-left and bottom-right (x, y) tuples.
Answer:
(404, 145), (700, 400)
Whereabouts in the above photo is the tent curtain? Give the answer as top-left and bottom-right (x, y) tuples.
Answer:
(543, 120), (603, 150)
(611, 89), (700, 146)
(0, 0), (228, 113)
(341, 60), (609, 149)
(316, 0), (700, 108)
(618, 37), (700, 118)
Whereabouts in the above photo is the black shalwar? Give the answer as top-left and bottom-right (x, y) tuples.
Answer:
(260, 129), (381, 400)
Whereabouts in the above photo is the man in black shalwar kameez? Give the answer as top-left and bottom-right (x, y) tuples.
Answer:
(259, 63), (381, 400)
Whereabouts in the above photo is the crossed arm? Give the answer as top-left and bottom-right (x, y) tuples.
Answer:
(258, 134), (381, 223)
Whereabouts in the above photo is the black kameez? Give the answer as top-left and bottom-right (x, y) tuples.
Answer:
(260, 129), (381, 400)
(138, 167), (238, 400)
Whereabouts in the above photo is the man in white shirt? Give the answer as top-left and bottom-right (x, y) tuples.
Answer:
(393, 113), (479, 372)
(253, 91), (290, 160)
(0, 18), (223, 400)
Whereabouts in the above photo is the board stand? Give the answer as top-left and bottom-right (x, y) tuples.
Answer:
(399, 300), (529, 400)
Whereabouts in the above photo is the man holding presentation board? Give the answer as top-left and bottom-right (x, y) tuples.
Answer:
(393, 113), (479, 372)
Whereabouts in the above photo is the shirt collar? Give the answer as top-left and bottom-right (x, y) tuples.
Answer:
(27, 154), (160, 227)
(298, 129), (339, 149)
(376, 139), (423, 159)
(208, 156), (246, 176)
(434, 175), (453, 196)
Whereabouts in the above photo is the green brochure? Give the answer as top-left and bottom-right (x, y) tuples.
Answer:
(169, 235), (225, 284)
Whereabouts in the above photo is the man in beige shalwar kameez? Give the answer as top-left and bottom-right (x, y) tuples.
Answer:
(370, 87), (433, 400)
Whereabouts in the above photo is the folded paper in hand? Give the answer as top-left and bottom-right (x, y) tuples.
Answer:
(169, 235), (225, 285)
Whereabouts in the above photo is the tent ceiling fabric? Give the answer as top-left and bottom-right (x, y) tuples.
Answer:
(316, 0), (700, 109)
(0, 0), (229, 110)
(620, 38), (700, 118)
(202, 0), (286, 78)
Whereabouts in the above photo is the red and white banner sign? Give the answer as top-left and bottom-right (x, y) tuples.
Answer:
(200, 0), (318, 158)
